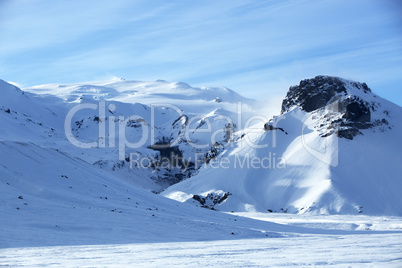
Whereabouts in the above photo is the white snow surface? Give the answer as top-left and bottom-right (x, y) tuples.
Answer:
(2, 232), (402, 267)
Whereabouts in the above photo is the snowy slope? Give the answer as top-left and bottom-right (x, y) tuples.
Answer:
(6, 138), (396, 249)
(0, 140), (289, 248)
(1, 139), (401, 263)
(163, 76), (402, 216)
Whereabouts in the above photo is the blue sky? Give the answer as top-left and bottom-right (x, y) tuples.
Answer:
(0, 0), (401, 104)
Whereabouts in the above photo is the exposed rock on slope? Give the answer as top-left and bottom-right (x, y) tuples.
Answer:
(281, 75), (392, 139)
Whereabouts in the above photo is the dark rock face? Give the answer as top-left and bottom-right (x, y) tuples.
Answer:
(205, 142), (224, 164)
(281, 75), (390, 140)
(281, 76), (350, 113)
(343, 101), (370, 123)
(148, 140), (196, 185)
(281, 75), (374, 114)
(192, 192), (231, 210)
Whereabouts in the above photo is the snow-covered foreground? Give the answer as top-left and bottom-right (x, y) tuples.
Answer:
(1, 214), (402, 267)
(1, 231), (401, 267)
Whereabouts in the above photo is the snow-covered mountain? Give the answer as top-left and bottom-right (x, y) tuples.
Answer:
(2, 78), (256, 192)
(1, 78), (275, 248)
(1, 75), (402, 255)
(1, 74), (401, 252)
(163, 76), (402, 216)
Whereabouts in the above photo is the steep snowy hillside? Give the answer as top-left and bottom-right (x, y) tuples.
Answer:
(0, 80), (65, 142)
(163, 76), (402, 216)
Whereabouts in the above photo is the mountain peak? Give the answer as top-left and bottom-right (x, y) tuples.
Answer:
(281, 75), (371, 114)
(281, 75), (394, 139)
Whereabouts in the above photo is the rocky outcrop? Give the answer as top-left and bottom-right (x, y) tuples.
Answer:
(263, 123), (288, 134)
(281, 75), (391, 140)
(281, 76), (371, 114)
(205, 142), (225, 164)
(192, 192), (231, 210)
